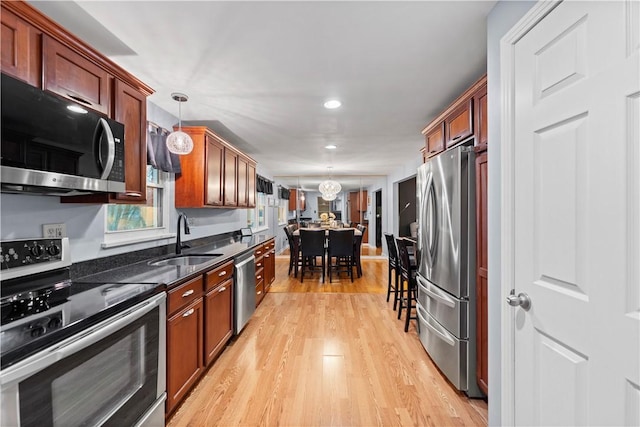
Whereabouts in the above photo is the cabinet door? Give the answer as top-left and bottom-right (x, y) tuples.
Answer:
(237, 156), (248, 207)
(43, 35), (110, 115)
(475, 84), (488, 147)
(247, 162), (256, 208)
(223, 149), (238, 207)
(475, 150), (488, 395)
(255, 279), (264, 307)
(0, 7), (40, 87)
(113, 79), (147, 202)
(204, 279), (233, 366)
(167, 298), (203, 415)
(425, 122), (445, 158)
(445, 98), (473, 148)
(205, 135), (224, 206)
(263, 250), (273, 291)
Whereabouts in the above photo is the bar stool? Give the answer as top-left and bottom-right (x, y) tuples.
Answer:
(384, 233), (400, 310)
(299, 229), (326, 283)
(396, 237), (418, 332)
(327, 229), (355, 282)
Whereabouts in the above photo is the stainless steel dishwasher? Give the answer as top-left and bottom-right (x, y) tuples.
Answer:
(234, 251), (256, 334)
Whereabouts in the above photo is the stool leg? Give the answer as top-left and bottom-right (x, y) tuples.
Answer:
(404, 283), (413, 332)
(397, 278), (404, 320)
(393, 269), (400, 311)
(386, 263), (392, 302)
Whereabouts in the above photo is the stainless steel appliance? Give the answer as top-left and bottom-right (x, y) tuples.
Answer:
(1, 73), (126, 195)
(233, 250), (256, 335)
(0, 238), (166, 426)
(416, 144), (482, 397)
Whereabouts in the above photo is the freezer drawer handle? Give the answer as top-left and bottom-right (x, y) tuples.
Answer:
(417, 276), (455, 308)
(417, 307), (455, 347)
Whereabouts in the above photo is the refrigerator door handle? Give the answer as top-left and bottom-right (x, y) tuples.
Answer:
(417, 275), (456, 308)
(425, 174), (438, 267)
(416, 306), (456, 346)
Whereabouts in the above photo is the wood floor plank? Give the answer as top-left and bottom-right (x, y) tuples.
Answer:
(168, 258), (488, 427)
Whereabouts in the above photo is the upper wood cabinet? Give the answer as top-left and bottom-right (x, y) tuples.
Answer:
(0, 7), (40, 87)
(421, 74), (487, 160)
(224, 148), (238, 207)
(176, 126), (256, 209)
(444, 98), (473, 148)
(288, 188), (306, 212)
(2, 1), (154, 204)
(43, 35), (111, 115)
(237, 156), (249, 208)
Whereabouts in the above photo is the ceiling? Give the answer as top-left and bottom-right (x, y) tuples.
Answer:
(29, 1), (495, 186)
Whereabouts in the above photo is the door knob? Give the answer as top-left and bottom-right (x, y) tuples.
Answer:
(506, 291), (531, 310)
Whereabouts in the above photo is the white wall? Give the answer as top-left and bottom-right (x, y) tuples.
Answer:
(486, 1), (535, 425)
(0, 101), (252, 262)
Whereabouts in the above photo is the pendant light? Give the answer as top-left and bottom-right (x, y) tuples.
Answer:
(166, 93), (194, 155)
(318, 166), (341, 196)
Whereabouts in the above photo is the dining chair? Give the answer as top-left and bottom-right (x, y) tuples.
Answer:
(353, 226), (366, 278)
(384, 233), (400, 310)
(327, 229), (355, 282)
(283, 225), (302, 277)
(299, 229), (325, 283)
(396, 237), (418, 333)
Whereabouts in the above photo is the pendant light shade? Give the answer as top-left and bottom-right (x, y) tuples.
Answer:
(166, 93), (193, 155)
(318, 179), (341, 196)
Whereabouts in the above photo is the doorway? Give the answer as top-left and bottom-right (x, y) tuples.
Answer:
(375, 190), (382, 247)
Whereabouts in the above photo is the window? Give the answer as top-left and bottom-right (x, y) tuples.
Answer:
(247, 192), (267, 231)
(103, 166), (171, 247)
(278, 199), (287, 225)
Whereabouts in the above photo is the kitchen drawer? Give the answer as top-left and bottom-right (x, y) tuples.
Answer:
(265, 239), (275, 251)
(254, 244), (266, 259)
(168, 276), (203, 316)
(255, 279), (264, 306)
(416, 274), (468, 338)
(255, 256), (265, 271)
(416, 304), (469, 392)
(255, 266), (264, 284)
(205, 260), (233, 291)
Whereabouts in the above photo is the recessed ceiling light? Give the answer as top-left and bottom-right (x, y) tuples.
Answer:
(323, 99), (341, 109)
(325, 144), (337, 150)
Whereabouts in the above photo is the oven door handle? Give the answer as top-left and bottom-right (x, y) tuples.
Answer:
(0, 293), (166, 385)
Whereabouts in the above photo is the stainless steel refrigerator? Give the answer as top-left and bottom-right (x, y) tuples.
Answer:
(416, 144), (482, 398)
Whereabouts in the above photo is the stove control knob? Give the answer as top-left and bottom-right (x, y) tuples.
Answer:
(30, 326), (46, 338)
(47, 244), (61, 256)
(30, 244), (44, 257)
(48, 317), (62, 329)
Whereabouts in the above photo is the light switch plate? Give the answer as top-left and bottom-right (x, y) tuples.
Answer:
(43, 223), (66, 238)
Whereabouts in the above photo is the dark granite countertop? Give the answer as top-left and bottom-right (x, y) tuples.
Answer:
(75, 232), (275, 289)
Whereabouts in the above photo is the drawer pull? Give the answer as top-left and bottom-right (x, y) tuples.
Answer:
(452, 135), (462, 141)
(256, 275), (262, 280)
(218, 271), (227, 277)
(182, 289), (195, 298)
(256, 263), (262, 267)
(218, 286), (226, 293)
(124, 192), (142, 198)
(257, 291), (262, 295)
(182, 308), (195, 317)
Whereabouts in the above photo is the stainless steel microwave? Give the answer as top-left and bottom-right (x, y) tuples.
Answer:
(1, 73), (126, 195)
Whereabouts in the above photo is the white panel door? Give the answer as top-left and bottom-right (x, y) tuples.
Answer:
(512, 1), (639, 425)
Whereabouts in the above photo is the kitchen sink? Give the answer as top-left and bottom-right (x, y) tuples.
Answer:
(148, 255), (221, 267)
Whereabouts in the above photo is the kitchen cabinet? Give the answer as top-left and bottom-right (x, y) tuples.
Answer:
(263, 239), (276, 292)
(474, 82), (488, 148)
(288, 188), (306, 212)
(424, 122), (445, 159)
(175, 126), (256, 209)
(167, 283), (204, 415)
(204, 262), (233, 365)
(349, 190), (367, 224)
(475, 148), (488, 396)
(1, 1), (155, 205)
(254, 244), (265, 306)
(421, 74), (487, 160)
(42, 35), (111, 115)
(0, 7), (40, 87)
(166, 260), (235, 415)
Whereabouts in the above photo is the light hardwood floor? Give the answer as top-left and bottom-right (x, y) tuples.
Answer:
(167, 257), (488, 427)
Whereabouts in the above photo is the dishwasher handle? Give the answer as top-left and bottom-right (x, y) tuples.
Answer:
(234, 253), (255, 270)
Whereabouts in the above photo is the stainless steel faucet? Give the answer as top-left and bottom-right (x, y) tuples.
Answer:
(176, 212), (191, 255)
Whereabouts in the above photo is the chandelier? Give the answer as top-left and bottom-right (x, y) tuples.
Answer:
(318, 179), (341, 196)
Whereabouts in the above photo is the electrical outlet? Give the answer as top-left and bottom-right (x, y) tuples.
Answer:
(187, 217), (195, 226)
(43, 223), (66, 238)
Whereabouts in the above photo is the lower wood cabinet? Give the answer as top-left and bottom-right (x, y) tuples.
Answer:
(204, 279), (233, 366)
(167, 297), (204, 414)
(166, 260), (234, 416)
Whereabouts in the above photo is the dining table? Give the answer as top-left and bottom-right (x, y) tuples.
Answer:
(292, 227), (362, 237)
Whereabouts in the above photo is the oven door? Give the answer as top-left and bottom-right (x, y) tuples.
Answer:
(0, 293), (166, 427)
